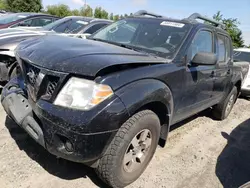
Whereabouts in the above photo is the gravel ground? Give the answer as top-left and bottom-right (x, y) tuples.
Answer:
(1, 98), (250, 188)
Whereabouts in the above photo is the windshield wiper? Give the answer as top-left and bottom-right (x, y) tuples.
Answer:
(90, 38), (136, 50)
(119, 44), (159, 57)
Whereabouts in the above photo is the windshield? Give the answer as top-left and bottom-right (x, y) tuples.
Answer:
(234, 51), (250, 62)
(91, 18), (191, 58)
(0, 14), (28, 24)
(43, 17), (89, 33)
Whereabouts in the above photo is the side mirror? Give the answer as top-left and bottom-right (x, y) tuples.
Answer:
(191, 52), (217, 66)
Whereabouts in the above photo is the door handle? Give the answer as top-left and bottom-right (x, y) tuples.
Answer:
(227, 69), (231, 75)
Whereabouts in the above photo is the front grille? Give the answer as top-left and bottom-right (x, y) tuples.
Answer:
(25, 63), (41, 86)
(45, 76), (60, 97)
(47, 81), (57, 96)
(22, 60), (60, 101)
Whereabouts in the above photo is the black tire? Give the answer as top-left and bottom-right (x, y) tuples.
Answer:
(96, 110), (161, 188)
(213, 86), (238, 120)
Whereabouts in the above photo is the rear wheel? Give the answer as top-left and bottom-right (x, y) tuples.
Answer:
(213, 86), (238, 120)
(96, 110), (161, 188)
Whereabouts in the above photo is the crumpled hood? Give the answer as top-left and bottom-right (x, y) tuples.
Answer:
(16, 35), (166, 77)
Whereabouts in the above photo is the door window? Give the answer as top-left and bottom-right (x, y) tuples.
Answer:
(84, 23), (108, 34)
(191, 30), (213, 59)
(64, 20), (89, 34)
(13, 19), (32, 27)
(22, 19), (32, 26)
(13, 17), (53, 27)
(30, 17), (53, 27)
(53, 20), (72, 33)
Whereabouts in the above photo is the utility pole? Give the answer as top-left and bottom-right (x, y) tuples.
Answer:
(84, 0), (87, 8)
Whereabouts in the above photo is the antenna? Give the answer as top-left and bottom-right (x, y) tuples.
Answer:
(84, 0), (87, 8)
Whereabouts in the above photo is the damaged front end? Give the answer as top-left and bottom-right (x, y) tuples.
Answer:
(2, 77), (45, 147)
(1, 60), (128, 166)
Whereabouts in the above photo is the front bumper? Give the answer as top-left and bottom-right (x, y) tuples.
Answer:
(2, 78), (129, 165)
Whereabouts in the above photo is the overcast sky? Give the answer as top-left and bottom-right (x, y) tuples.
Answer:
(43, 0), (250, 45)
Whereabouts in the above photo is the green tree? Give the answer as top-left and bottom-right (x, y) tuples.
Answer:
(114, 14), (119, 21)
(80, 5), (93, 17)
(124, 14), (128, 17)
(94, 7), (101, 18)
(0, 0), (6, 9)
(213, 11), (244, 48)
(94, 7), (108, 19)
(6, 0), (42, 12)
(109, 13), (114, 20)
(71, 9), (80, 16)
(101, 9), (108, 19)
(120, 15), (124, 19)
(46, 4), (72, 17)
(130, 13), (133, 16)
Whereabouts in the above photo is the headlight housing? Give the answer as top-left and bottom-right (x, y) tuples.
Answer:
(54, 77), (113, 110)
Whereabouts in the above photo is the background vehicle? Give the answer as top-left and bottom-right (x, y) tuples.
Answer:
(0, 10), (13, 17)
(0, 16), (112, 84)
(234, 48), (250, 97)
(41, 16), (112, 34)
(1, 11), (243, 188)
(0, 13), (59, 29)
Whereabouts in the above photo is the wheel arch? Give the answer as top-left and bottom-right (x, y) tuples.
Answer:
(115, 79), (174, 147)
(135, 101), (171, 147)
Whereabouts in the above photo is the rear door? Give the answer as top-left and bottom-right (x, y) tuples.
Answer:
(213, 33), (232, 100)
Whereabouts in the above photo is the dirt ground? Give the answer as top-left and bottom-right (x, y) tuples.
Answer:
(1, 98), (250, 188)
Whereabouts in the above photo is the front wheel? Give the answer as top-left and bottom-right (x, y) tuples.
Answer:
(96, 110), (161, 188)
(213, 86), (238, 120)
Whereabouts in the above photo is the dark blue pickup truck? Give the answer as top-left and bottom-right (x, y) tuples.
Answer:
(1, 10), (243, 188)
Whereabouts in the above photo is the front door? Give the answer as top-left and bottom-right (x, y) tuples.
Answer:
(173, 29), (215, 123)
